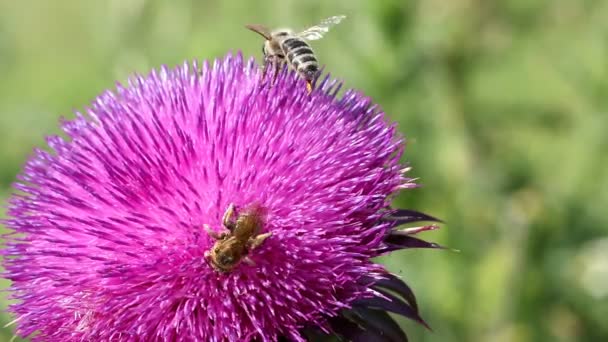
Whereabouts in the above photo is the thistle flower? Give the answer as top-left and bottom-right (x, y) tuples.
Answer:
(2, 53), (443, 341)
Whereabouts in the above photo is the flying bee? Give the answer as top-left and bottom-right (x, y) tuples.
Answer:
(204, 203), (272, 272)
(246, 15), (346, 93)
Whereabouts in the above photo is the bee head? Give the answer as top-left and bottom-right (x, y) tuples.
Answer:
(270, 29), (293, 37)
(219, 254), (234, 266)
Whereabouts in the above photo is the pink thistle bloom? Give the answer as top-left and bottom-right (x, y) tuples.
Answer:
(2, 53), (443, 341)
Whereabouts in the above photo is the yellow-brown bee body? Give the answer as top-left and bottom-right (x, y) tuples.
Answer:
(205, 204), (271, 272)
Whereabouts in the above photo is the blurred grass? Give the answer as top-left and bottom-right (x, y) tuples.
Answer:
(1, 0), (607, 341)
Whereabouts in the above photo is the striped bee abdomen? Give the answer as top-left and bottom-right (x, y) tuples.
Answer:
(281, 37), (309, 51)
(281, 37), (319, 80)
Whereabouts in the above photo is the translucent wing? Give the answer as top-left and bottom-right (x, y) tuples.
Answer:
(296, 15), (346, 41)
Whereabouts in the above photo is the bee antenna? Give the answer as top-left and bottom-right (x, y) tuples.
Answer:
(245, 24), (272, 40)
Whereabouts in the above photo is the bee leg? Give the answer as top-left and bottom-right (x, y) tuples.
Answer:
(262, 55), (272, 81)
(243, 256), (256, 266)
(248, 232), (272, 250)
(203, 250), (213, 266)
(222, 203), (237, 232)
(204, 224), (227, 240)
(272, 58), (283, 86)
(204, 251), (221, 271)
(262, 55), (280, 82)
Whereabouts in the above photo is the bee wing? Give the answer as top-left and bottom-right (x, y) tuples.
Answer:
(296, 15), (346, 41)
(245, 24), (272, 40)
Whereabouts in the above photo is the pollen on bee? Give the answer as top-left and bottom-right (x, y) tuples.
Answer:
(306, 81), (313, 94)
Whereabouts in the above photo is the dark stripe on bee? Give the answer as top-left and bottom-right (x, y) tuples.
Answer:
(282, 38), (308, 51)
(296, 55), (317, 64)
(293, 55), (317, 72)
(304, 63), (319, 72)
(296, 62), (319, 81)
(302, 63), (319, 74)
(286, 47), (314, 62)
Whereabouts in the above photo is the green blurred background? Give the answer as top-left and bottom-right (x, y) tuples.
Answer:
(1, 0), (607, 341)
